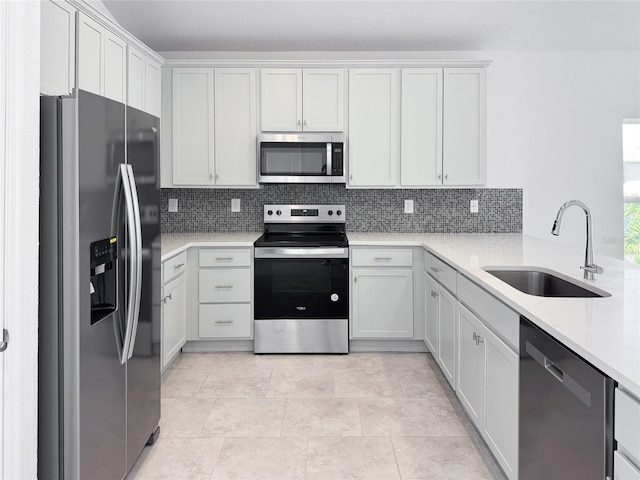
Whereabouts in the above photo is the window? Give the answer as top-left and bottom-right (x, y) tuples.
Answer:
(623, 119), (640, 264)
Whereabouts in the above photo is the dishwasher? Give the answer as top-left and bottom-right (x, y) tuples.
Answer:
(519, 316), (614, 480)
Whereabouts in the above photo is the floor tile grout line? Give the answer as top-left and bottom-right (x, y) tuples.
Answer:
(389, 436), (404, 480)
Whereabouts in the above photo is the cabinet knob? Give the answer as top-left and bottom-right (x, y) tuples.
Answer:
(430, 290), (438, 298)
(438, 174), (442, 180)
(297, 119), (301, 127)
(303, 120), (307, 127)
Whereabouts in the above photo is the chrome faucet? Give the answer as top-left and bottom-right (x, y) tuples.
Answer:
(551, 200), (603, 280)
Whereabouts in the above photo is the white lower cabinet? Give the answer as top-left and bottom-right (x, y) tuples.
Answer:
(351, 268), (413, 338)
(615, 387), (640, 479)
(436, 285), (456, 389)
(456, 304), (484, 425)
(456, 302), (518, 480)
(161, 269), (187, 371)
(423, 273), (439, 355)
(615, 451), (640, 480)
(197, 247), (253, 340)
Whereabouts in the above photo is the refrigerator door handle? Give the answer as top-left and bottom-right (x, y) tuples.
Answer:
(119, 164), (139, 365)
(125, 164), (143, 360)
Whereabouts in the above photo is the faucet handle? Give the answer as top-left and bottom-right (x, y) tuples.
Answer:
(581, 264), (604, 275)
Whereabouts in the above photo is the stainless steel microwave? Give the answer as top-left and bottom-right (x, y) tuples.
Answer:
(258, 133), (346, 184)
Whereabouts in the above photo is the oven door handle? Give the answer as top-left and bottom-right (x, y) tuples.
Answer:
(254, 247), (349, 258)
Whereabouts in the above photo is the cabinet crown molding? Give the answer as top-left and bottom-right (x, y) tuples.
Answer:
(162, 59), (492, 69)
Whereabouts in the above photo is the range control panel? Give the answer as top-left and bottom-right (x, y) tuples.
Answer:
(264, 205), (346, 223)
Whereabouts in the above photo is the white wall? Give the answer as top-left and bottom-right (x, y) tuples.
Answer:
(163, 49), (640, 260)
(483, 50), (639, 260)
(2, 0), (40, 477)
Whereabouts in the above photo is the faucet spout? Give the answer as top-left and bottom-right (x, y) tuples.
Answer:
(550, 200), (603, 280)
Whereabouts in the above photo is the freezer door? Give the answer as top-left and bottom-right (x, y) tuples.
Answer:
(76, 90), (127, 479)
(125, 106), (161, 473)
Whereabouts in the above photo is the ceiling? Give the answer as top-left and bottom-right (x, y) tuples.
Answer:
(101, 0), (640, 53)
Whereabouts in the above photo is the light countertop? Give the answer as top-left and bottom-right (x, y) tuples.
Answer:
(161, 232), (262, 260)
(162, 231), (640, 397)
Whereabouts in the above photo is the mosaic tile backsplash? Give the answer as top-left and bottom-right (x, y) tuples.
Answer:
(161, 186), (522, 233)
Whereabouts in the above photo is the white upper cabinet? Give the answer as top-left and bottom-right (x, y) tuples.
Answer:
(214, 68), (257, 186)
(127, 45), (146, 111)
(443, 68), (486, 185)
(128, 45), (162, 116)
(77, 12), (126, 103)
(261, 69), (302, 131)
(77, 12), (104, 96)
(41, 0), (76, 95)
(144, 57), (162, 117)
(302, 69), (344, 131)
(400, 68), (443, 186)
(172, 68), (215, 185)
(348, 68), (398, 187)
(260, 68), (344, 132)
(103, 31), (126, 103)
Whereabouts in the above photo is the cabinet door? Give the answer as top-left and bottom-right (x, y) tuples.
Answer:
(456, 303), (485, 428)
(424, 273), (439, 355)
(352, 268), (413, 338)
(437, 286), (456, 389)
(260, 68), (302, 131)
(215, 68), (257, 186)
(348, 69), (398, 186)
(172, 68), (214, 185)
(41, 0), (76, 95)
(103, 31), (126, 103)
(302, 69), (344, 131)
(400, 68), (442, 186)
(77, 12), (104, 96)
(162, 274), (187, 371)
(483, 326), (518, 479)
(144, 58), (161, 117)
(127, 45), (145, 111)
(443, 68), (486, 185)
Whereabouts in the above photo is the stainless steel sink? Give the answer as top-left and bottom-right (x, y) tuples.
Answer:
(482, 266), (611, 298)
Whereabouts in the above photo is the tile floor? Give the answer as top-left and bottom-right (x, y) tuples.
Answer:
(128, 352), (508, 480)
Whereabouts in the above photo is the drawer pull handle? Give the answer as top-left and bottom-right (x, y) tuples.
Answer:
(215, 285), (233, 289)
(173, 263), (184, 269)
(430, 290), (438, 298)
(430, 267), (439, 273)
(162, 293), (172, 303)
(214, 320), (234, 324)
(215, 257), (234, 261)
(473, 332), (484, 346)
(374, 257), (392, 260)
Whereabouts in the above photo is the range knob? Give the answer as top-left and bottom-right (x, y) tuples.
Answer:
(328, 210), (333, 216)
(336, 210), (342, 216)
(276, 210), (282, 216)
(267, 210), (273, 216)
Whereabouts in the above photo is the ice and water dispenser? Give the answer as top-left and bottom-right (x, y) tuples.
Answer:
(90, 237), (118, 325)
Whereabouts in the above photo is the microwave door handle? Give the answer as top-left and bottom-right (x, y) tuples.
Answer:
(326, 143), (332, 176)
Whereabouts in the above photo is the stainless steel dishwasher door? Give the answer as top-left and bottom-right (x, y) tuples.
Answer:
(519, 317), (614, 480)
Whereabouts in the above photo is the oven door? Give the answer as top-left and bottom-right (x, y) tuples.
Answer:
(254, 254), (349, 320)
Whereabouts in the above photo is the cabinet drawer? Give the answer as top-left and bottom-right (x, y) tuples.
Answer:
(163, 251), (187, 283)
(615, 451), (640, 480)
(616, 388), (640, 466)
(351, 248), (413, 267)
(199, 248), (252, 267)
(424, 251), (457, 294)
(199, 304), (252, 338)
(457, 274), (519, 351)
(199, 269), (251, 303)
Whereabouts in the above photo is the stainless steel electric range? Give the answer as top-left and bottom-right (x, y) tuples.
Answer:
(253, 205), (349, 354)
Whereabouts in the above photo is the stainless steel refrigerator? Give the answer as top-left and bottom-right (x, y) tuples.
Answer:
(39, 89), (161, 479)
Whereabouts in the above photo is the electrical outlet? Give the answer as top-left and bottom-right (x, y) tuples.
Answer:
(168, 198), (178, 212)
(231, 199), (241, 212)
(404, 199), (414, 214)
(470, 199), (479, 214)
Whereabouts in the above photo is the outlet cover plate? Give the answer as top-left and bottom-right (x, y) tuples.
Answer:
(231, 199), (241, 212)
(168, 198), (178, 212)
(404, 199), (414, 214)
(470, 199), (479, 213)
